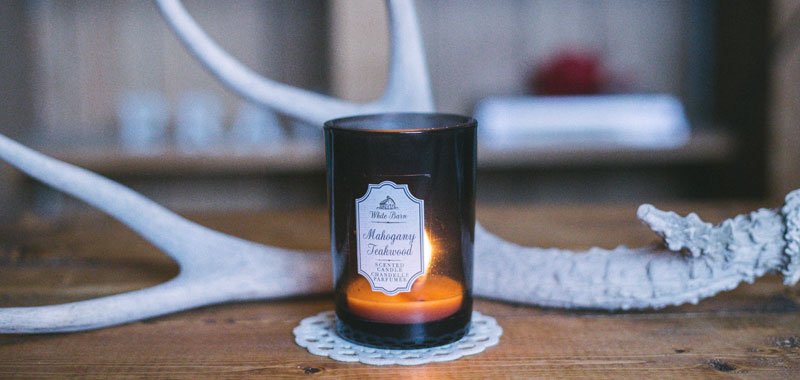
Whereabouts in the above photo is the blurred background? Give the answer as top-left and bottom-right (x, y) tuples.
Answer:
(0, 0), (797, 221)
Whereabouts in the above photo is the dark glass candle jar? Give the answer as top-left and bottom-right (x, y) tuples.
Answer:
(324, 113), (476, 349)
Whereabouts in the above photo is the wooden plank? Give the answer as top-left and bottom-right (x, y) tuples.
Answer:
(0, 297), (797, 378)
(0, 204), (797, 377)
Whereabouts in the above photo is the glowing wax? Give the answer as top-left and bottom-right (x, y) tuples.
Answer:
(346, 275), (463, 324)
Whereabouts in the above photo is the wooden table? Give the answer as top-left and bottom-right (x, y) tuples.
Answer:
(1, 203), (798, 378)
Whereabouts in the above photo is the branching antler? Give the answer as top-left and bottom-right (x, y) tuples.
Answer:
(0, 0), (797, 333)
(475, 202), (798, 310)
(0, 133), (331, 333)
(155, 0), (434, 125)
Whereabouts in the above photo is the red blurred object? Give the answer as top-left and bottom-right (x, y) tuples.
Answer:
(530, 51), (607, 95)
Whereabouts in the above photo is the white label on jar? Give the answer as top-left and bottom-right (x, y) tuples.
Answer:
(355, 181), (425, 295)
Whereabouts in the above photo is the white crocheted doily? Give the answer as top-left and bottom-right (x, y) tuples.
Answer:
(293, 311), (502, 365)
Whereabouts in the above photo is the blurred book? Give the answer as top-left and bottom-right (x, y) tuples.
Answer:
(474, 95), (690, 148)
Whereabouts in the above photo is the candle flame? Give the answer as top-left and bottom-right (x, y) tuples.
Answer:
(423, 230), (434, 274)
(411, 231), (435, 293)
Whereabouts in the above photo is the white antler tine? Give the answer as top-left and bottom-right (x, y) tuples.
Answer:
(155, 0), (434, 126)
(155, 0), (358, 125)
(382, 0), (434, 111)
(0, 238), (332, 333)
(0, 278), (202, 333)
(0, 133), (228, 265)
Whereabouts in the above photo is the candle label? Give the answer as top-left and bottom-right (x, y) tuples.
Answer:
(355, 181), (425, 295)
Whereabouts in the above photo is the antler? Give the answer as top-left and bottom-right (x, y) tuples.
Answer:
(475, 200), (799, 310)
(154, 0), (434, 125)
(1, 129), (797, 332)
(1, 0), (798, 333)
(0, 133), (331, 333)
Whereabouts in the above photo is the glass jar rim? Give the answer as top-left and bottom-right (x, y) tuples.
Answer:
(324, 113), (476, 134)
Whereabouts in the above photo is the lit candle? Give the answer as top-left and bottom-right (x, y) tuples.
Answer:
(346, 233), (463, 324)
(325, 113), (476, 349)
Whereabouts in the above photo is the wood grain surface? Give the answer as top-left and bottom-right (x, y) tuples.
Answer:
(0, 203), (798, 378)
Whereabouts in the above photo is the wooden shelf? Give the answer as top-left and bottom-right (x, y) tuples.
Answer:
(42, 141), (326, 176)
(40, 130), (734, 177)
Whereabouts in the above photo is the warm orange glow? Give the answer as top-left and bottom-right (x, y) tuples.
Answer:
(346, 275), (463, 324)
(423, 230), (434, 273)
(346, 229), (463, 324)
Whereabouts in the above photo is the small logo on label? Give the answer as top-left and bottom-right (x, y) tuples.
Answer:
(377, 196), (397, 210)
(355, 181), (425, 295)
